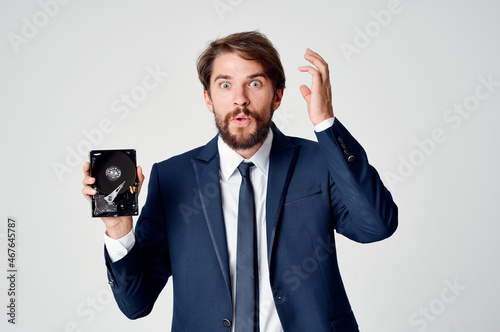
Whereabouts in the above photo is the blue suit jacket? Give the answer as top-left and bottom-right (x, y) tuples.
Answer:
(105, 119), (398, 331)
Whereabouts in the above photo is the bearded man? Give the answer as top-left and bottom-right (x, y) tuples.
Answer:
(82, 31), (398, 332)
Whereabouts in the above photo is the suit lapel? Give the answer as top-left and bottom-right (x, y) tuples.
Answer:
(191, 136), (232, 297)
(266, 124), (300, 266)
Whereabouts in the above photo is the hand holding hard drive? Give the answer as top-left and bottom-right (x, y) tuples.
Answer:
(82, 150), (145, 239)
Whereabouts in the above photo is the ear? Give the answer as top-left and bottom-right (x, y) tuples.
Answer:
(272, 89), (284, 110)
(203, 90), (214, 113)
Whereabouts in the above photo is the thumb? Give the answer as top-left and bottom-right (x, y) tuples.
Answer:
(300, 85), (311, 102)
(136, 166), (145, 194)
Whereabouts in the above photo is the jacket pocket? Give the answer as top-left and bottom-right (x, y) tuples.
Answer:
(284, 183), (322, 206)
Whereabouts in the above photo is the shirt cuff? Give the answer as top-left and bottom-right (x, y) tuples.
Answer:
(104, 229), (136, 263)
(314, 117), (335, 132)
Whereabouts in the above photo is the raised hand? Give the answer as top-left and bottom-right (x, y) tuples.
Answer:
(298, 48), (335, 126)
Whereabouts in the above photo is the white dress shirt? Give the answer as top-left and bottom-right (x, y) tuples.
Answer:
(104, 118), (335, 331)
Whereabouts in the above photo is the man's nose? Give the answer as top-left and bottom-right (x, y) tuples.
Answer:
(233, 86), (249, 106)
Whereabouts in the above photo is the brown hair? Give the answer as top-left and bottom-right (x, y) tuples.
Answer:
(197, 31), (286, 94)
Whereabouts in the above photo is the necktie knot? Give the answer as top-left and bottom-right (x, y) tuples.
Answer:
(238, 161), (254, 178)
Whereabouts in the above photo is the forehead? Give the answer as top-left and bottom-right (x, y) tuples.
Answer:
(211, 52), (266, 80)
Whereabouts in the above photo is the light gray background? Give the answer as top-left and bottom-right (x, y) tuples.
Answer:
(1, 0), (499, 331)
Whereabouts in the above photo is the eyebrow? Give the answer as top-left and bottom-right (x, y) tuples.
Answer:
(213, 73), (267, 82)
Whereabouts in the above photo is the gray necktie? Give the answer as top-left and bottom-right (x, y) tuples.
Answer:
(235, 161), (259, 332)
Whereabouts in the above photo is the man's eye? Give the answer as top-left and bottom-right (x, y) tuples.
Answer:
(220, 82), (231, 89)
(250, 81), (261, 87)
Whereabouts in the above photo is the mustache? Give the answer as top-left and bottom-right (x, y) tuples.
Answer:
(231, 107), (251, 118)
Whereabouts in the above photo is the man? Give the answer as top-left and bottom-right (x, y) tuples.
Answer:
(82, 31), (398, 332)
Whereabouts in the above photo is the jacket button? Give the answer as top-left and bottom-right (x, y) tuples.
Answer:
(222, 319), (232, 327)
(348, 155), (355, 163)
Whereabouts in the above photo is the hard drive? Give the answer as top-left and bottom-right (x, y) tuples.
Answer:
(89, 149), (138, 217)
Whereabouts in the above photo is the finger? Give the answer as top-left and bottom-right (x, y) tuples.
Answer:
(305, 48), (328, 67)
(82, 162), (96, 187)
(304, 55), (329, 80)
(82, 192), (91, 203)
(83, 162), (90, 176)
(304, 49), (329, 80)
(137, 166), (145, 184)
(299, 65), (323, 91)
(299, 85), (311, 102)
(82, 186), (96, 202)
(82, 184), (96, 194)
(82, 175), (95, 186)
(136, 166), (145, 194)
(298, 65), (319, 76)
(305, 48), (327, 61)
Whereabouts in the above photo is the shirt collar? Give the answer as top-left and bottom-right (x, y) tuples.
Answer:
(218, 128), (273, 181)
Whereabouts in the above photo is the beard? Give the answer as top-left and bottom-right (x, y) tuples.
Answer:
(214, 104), (274, 151)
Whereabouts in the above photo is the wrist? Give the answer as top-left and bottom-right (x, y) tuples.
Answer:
(314, 117), (335, 132)
(309, 106), (334, 126)
(104, 216), (133, 239)
(310, 113), (334, 126)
